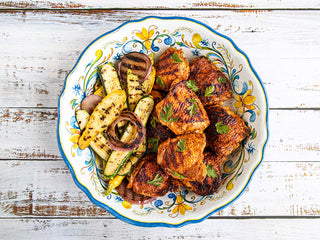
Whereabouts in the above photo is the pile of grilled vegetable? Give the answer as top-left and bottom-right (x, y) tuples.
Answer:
(76, 52), (156, 195)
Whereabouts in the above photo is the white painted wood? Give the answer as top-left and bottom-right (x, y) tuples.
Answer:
(0, 0), (319, 9)
(0, 218), (319, 239)
(1, 108), (319, 161)
(0, 160), (319, 218)
(0, 10), (320, 108)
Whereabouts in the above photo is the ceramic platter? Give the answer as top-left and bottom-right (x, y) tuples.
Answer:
(57, 16), (268, 227)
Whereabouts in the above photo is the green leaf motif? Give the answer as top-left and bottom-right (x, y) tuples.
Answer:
(147, 173), (164, 187)
(206, 164), (218, 178)
(156, 76), (165, 88)
(186, 80), (199, 92)
(148, 138), (160, 153)
(218, 77), (227, 83)
(187, 98), (198, 117)
(175, 138), (187, 152)
(160, 104), (178, 123)
(215, 121), (231, 134)
(170, 53), (183, 63)
(204, 86), (215, 97)
(150, 116), (159, 128)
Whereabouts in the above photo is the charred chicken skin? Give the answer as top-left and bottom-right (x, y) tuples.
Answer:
(182, 151), (224, 196)
(154, 47), (190, 91)
(205, 105), (250, 156)
(157, 133), (207, 182)
(129, 154), (173, 198)
(155, 81), (210, 135)
(190, 56), (232, 106)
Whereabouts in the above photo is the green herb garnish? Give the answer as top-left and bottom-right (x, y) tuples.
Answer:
(175, 138), (187, 152)
(215, 121), (231, 134)
(147, 173), (164, 187)
(170, 53), (183, 63)
(186, 79), (199, 92)
(150, 116), (159, 128)
(173, 171), (186, 179)
(204, 86), (215, 97)
(160, 103), (178, 123)
(187, 98), (198, 117)
(148, 137), (160, 152)
(206, 164), (218, 178)
(218, 77), (227, 83)
(156, 75), (165, 88)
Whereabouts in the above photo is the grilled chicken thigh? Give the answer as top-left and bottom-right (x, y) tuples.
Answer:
(155, 81), (210, 135)
(157, 133), (207, 182)
(183, 151), (224, 196)
(190, 56), (232, 106)
(205, 105), (250, 156)
(154, 47), (190, 91)
(128, 154), (173, 198)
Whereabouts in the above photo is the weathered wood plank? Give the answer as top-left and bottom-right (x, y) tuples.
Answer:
(0, 10), (319, 108)
(1, 108), (320, 161)
(0, 160), (319, 218)
(0, 218), (319, 240)
(0, 0), (319, 9)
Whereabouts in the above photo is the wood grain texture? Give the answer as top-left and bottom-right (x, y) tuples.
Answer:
(0, 160), (319, 218)
(0, 10), (320, 108)
(1, 108), (320, 161)
(0, 0), (320, 9)
(0, 218), (320, 239)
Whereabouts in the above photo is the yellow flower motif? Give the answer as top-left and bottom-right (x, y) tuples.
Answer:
(172, 195), (192, 215)
(135, 27), (155, 50)
(69, 128), (81, 157)
(234, 81), (256, 115)
(122, 200), (132, 209)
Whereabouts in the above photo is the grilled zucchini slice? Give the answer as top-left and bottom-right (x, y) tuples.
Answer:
(78, 90), (127, 150)
(127, 69), (145, 111)
(99, 62), (123, 94)
(104, 95), (154, 178)
(76, 110), (112, 160)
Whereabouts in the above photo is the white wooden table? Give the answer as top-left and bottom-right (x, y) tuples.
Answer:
(1, 1), (320, 239)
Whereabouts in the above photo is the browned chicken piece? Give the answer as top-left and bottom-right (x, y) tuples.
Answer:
(182, 151), (224, 196)
(154, 47), (190, 91)
(128, 154), (173, 198)
(157, 133), (207, 182)
(147, 110), (175, 153)
(155, 81), (210, 135)
(190, 56), (232, 106)
(150, 90), (165, 105)
(205, 105), (250, 156)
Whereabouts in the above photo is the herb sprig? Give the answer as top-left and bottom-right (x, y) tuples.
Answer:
(206, 164), (218, 178)
(148, 137), (160, 153)
(186, 80), (199, 92)
(156, 76), (165, 88)
(218, 77), (227, 83)
(147, 173), (164, 187)
(175, 138), (187, 152)
(204, 86), (215, 97)
(171, 53), (183, 63)
(187, 98), (198, 117)
(160, 104), (178, 123)
(215, 121), (231, 134)
(150, 116), (159, 128)
(173, 171), (186, 179)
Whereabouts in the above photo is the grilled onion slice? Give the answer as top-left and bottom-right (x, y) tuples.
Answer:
(118, 52), (152, 83)
(106, 111), (145, 151)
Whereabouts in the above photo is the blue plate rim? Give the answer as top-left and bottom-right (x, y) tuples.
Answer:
(57, 15), (269, 228)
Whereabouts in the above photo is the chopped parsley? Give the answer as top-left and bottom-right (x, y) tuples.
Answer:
(187, 98), (198, 117)
(215, 121), (231, 134)
(175, 138), (187, 152)
(218, 77), (227, 83)
(170, 53), (183, 63)
(204, 86), (215, 97)
(206, 164), (218, 178)
(156, 75), (165, 88)
(173, 171), (186, 179)
(159, 103), (178, 123)
(148, 137), (160, 153)
(186, 79), (199, 92)
(147, 173), (164, 187)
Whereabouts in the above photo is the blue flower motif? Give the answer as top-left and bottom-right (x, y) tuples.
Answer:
(200, 39), (209, 46)
(115, 195), (123, 202)
(113, 52), (123, 61)
(192, 49), (200, 56)
(72, 84), (81, 96)
(154, 199), (163, 208)
(246, 142), (255, 155)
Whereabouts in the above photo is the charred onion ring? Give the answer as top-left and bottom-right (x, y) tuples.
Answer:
(106, 111), (145, 151)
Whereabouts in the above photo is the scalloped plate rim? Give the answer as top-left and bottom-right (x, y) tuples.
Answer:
(57, 16), (269, 228)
